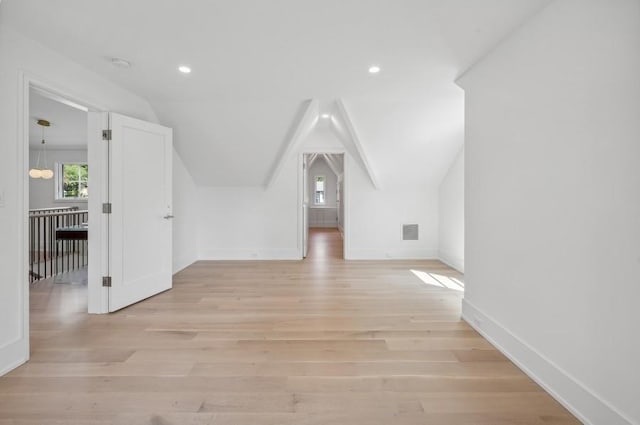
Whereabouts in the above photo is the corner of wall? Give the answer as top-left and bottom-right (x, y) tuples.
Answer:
(437, 250), (464, 273)
(172, 148), (199, 273)
(462, 300), (635, 425)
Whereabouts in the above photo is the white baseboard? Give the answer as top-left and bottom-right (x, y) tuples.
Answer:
(438, 250), (464, 273)
(346, 249), (438, 260)
(0, 356), (26, 377)
(199, 248), (300, 261)
(462, 299), (635, 425)
(0, 340), (28, 377)
(172, 257), (197, 274)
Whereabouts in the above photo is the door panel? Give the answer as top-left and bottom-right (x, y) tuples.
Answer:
(109, 113), (173, 312)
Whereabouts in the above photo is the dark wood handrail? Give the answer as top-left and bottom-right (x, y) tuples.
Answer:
(30, 209), (88, 218)
(29, 206), (79, 216)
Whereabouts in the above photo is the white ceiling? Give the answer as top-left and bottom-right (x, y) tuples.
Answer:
(29, 90), (87, 148)
(3, 0), (551, 186)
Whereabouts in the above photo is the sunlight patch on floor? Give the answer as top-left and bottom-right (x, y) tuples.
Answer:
(410, 269), (464, 292)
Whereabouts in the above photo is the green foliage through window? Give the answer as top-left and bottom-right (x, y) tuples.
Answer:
(61, 163), (88, 199)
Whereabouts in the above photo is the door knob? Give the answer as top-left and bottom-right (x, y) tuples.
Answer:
(163, 215), (175, 219)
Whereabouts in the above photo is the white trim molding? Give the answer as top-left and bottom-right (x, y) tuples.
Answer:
(331, 99), (380, 190)
(438, 250), (464, 273)
(462, 299), (636, 425)
(199, 249), (300, 261)
(264, 99), (319, 189)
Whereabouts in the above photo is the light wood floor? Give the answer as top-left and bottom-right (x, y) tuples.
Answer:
(0, 228), (580, 424)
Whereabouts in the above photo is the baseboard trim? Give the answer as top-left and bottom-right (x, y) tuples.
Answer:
(172, 257), (197, 274)
(0, 357), (27, 377)
(199, 249), (300, 261)
(0, 341), (28, 377)
(346, 249), (438, 260)
(437, 250), (464, 273)
(462, 299), (635, 425)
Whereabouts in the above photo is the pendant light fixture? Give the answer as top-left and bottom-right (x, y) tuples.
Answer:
(29, 119), (54, 179)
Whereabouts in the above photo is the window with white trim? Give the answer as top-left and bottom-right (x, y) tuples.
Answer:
(55, 163), (88, 200)
(314, 175), (325, 205)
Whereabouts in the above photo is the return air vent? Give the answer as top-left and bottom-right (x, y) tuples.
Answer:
(402, 224), (419, 241)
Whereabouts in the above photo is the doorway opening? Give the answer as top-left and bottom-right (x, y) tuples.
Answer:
(306, 228), (343, 260)
(302, 153), (345, 260)
(28, 87), (90, 315)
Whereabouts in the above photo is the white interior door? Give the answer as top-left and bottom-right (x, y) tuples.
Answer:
(108, 113), (173, 312)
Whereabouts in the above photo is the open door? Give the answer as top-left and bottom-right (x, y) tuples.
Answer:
(99, 112), (173, 312)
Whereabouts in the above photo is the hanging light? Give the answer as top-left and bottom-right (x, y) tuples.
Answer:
(29, 119), (54, 179)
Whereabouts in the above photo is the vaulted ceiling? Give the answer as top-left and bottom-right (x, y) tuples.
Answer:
(1, 0), (551, 187)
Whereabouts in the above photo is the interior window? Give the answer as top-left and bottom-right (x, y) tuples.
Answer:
(314, 175), (325, 205)
(55, 163), (88, 200)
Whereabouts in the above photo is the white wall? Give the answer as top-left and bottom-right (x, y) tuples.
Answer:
(28, 148), (88, 210)
(198, 130), (440, 260)
(348, 179), (439, 260)
(197, 158), (300, 260)
(0, 22), (159, 375)
(458, 1), (640, 424)
(438, 148), (464, 272)
(172, 150), (198, 273)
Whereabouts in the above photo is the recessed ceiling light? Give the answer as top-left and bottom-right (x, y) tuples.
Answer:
(110, 57), (132, 69)
(368, 65), (381, 74)
(321, 114), (330, 119)
(178, 65), (192, 74)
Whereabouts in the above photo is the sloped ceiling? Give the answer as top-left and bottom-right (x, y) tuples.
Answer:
(29, 90), (87, 148)
(0, 0), (551, 187)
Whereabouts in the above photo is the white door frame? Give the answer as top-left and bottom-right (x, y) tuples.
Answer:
(298, 150), (349, 259)
(17, 72), (110, 359)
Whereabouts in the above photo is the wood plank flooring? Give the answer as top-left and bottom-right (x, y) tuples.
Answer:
(0, 228), (580, 424)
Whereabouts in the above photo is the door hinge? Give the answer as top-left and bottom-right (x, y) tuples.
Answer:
(102, 276), (112, 287)
(102, 203), (112, 214)
(102, 129), (112, 141)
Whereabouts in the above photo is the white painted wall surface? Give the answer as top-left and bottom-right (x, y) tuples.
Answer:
(438, 148), (464, 272)
(197, 129), (439, 260)
(28, 148), (88, 210)
(0, 23), (158, 375)
(309, 207), (338, 228)
(459, 1), (640, 424)
(172, 151), (198, 273)
(197, 156), (301, 260)
(347, 179), (439, 260)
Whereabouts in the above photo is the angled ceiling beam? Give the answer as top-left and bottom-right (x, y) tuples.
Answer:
(334, 99), (380, 190)
(264, 99), (319, 189)
(307, 153), (319, 169)
(327, 153), (344, 172)
(321, 153), (342, 178)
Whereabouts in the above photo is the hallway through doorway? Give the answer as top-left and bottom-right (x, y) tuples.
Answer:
(305, 228), (343, 261)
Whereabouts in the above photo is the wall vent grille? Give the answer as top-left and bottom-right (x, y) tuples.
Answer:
(402, 224), (419, 241)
